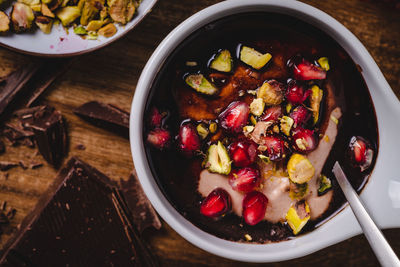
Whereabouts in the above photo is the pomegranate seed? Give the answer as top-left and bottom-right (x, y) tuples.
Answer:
(147, 128), (171, 149)
(292, 58), (327, 80)
(242, 191), (268, 225)
(200, 188), (232, 218)
(261, 135), (286, 161)
(286, 80), (311, 105)
(292, 128), (317, 153)
(229, 139), (258, 167)
(149, 107), (163, 128)
(260, 105), (282, 123)
(179, 123), (201, 155)
(290, 106), (310, 127)
(349, 136), (374, 171)
(229, 167), (261, 193)
(219, 101), (250, 133)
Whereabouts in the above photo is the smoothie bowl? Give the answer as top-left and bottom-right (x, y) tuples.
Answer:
(130, 0), (400, 262)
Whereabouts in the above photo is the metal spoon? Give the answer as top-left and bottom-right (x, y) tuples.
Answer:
(332, 161), (400, 267)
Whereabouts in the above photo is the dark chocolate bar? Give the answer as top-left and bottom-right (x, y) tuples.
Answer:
(74, 101), (129, 137)
(119, 170), (162, 233)
(17, 106), (68, 167)
(0, 157), (157, 266)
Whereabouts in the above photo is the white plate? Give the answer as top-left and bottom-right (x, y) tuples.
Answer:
(0, 0), (157, 57)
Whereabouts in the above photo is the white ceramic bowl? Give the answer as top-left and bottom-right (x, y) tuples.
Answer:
(130, 0), (400, 262)
(0, 0), (158, 56)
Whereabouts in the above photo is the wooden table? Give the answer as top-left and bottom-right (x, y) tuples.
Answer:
(0, 0), (399, 265)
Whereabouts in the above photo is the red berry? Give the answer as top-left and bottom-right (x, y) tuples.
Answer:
(260, 135), (286, 161)
(260, 105), (282, 122)
(200, 188), (232, 218)
(349, 136), (374, 171)
(229, 139), (258, 167)
(292, 128), (317, 153)
(219, 101), (250, 133)
(179, 123), (201, 155)
(290, 106), (310, 127)
(149, 107), (163, 128)
(242, 191), (268, 226)
(286, 80), (311, 105)
(229, 167), (261, 193)
(147, 128), (171, 149)
(292, 59), (327, 80)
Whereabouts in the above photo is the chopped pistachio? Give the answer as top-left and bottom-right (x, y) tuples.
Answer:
(295, 138), (308, 151)
(250, 115), (257, 125)
(56, 6), (81, 26)
(73, 25), (87, 35)
(250, 98), (265, 116)
(318, 174), (332, 194)
(243, 125), (254, 135)
(41, 3), (55, 18)
(286, 201), (310, 235)
(240, 46), (272, 70)
(289, 182), (309, 200)
(317, 57), (330, 71)
(244, 234), (252, 241)
(258, 154), (270, 163)
(108, 0), (135, 24)
(210, 49), (232, 72)
(286, 103), (292, 114)
(35, 16), (53, 34)
(0, 11), (10, 34)
(17, 0), (40, 6)
(98, 23), (117, 37)
(80, 0), (102, 26)
(209, 122), (217, 134)
(11, 3), (35, 32)
(31, 4), (41, 11)
(86, 19), (106, 31)
(330, 114), (338, 125)
(323, 135), (330, 142)
(87, 31), (98, 39)
(310, 85), (323, 125)
(280, 116), (294, 136)
(287, 154), (314, 184)
(204, 141), (231, 175)
(257, 81), (284, 105)
(196, 123), (209, 140)
(185, 74), (218, 95)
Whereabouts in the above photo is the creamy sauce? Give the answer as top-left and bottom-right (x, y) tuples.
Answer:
(198, 107), (342, 223)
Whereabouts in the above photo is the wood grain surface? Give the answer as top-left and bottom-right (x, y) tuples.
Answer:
(0, 0), (399, 265)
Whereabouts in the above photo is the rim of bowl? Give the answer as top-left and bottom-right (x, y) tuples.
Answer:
(130, 0), (398, 262)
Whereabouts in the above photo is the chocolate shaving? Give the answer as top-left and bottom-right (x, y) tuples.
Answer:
(0, 157), (158, 266)
(74, 101), (129, 137)
(119, 170), (162, 233)
(2, 122), (34, 146)
(18, 105), (68, 167)
(0, 162), (18, 171)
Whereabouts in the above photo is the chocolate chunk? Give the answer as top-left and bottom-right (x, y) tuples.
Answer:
(0, 140), (4, 154)
(17, 106), (68, 167)
(0, 157), (157, 266)
(0, 63), (41, 118)
(2, 122), (34, 146)
(74, 101), (129, 137)
(119, 170), (162, 233)
(0, 162), (18, 171)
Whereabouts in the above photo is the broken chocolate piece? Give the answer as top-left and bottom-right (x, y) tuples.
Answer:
(2, 122), (34, 146)
(17, 105), (68, 167)
(0, 157), (158, 266)
(119, 170), (162, 233)
(74, 101), (129, 137)
(0, 62), (41, 119)
(0, 161), (18, 171)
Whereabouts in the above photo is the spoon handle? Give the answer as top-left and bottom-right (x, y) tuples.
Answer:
(332, 162), (400, 267)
